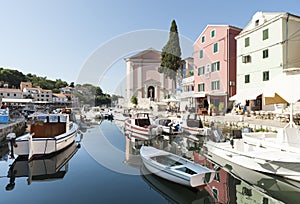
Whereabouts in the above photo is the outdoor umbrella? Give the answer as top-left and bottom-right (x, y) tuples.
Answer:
(263, 72), (300, 127)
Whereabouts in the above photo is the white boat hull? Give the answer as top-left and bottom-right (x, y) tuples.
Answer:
(125, 121), (160, 141)
(204, 140), (300, 181)
(140, 146), (215, 187)
(13, 123), (78, 157)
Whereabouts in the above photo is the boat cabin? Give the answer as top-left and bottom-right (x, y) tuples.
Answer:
(185, 113), (203, 128)
(28, 114), (69, 138)
(129, 113), (151, 127)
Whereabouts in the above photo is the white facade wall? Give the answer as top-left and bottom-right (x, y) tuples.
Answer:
(236, 12), (300, 92)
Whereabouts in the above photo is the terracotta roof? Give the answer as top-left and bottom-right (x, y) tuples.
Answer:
(0, 88), (22, 93)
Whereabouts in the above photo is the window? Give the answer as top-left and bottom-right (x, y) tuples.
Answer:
(213, 43), (218, 53)
(212, 188), (219, 200)
(14, 94), (16, 96)
(211, 61), (220, 72)
(198, 66), (205, 75)
(263, 71), (269, 81)
(211, 29), (215, 38)
(201, 35), (205, 43)
(245, 37), (250, 47)
(199, 50), (204, 59)
(242, 55), (251, 63)
(211, 80), (220, 90)
(198, 83), (205, 92)
(245, 74), (250, 83)
(263, 29), (269, 40)
(255, 20), (259, 26)
(263, 49), (269, 58)
(7, 93), (10, 96)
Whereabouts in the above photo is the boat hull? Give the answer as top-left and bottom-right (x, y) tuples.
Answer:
(124, 120), (160, 141)
(140, 146), (215, 187)
(12, 123), (78, 157)
(204, 140), (300, 181)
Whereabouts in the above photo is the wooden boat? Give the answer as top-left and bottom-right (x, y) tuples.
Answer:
(204, 138), (300, 182)
(140, 146), (215, 187)
(124, 112), (161, 140)
(5, 142), (79, 191)
(180, 113), (209, 136)
(7, 113), (78, 159)
(153, 118), (180, 135)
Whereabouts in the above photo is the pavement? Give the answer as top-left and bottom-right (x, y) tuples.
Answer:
(152, 110), (290, 132)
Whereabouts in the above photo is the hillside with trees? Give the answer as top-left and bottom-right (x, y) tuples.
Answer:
(0, 67), (123, 107)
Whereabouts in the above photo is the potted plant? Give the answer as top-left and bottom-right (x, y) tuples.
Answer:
(210, 103), (216, 116)
(219, 102), (224, 115)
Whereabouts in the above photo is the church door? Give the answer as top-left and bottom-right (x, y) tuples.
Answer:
(147, 86), (155, 101)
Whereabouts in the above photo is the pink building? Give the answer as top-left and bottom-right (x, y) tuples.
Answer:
(193, 25), (241, 114)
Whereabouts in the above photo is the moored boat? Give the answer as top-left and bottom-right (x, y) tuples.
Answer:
(7, 113), (78, 160)
(140, 146), (215, 187)
(204, 137), (300, 182)
(180, 113), (209, 137)
(153, 118), (180, 135)
(124, 112), (161, 140)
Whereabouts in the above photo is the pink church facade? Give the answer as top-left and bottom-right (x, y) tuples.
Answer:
(125, 49), (175, 103)
(193, 25), (241, 114)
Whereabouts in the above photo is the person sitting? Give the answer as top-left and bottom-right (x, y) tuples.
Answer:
(1, 102), (7, 109)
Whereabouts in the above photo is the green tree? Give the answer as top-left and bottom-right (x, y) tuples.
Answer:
(159, 20), (182, 80)
(130, 95), (138, 106)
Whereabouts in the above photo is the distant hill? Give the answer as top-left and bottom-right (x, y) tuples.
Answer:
(0, 67), (70, 93)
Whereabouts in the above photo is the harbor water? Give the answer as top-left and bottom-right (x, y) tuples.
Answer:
(0, 120), (300, 204)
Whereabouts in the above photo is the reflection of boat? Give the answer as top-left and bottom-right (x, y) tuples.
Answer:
(124, 113), (161, 140)
(140, 165), (213, 204)
(180, 113), (209, 136)
(140, 146), (215, 187)
(204, 138), (300, 182)
(6, 142), (80, 191)
(7, 113), (78, 159)
(153, 118), (180, 135)
(221, 160), (300, 204)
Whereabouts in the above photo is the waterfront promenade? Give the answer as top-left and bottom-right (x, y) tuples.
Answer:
(152, 110), (288, 132)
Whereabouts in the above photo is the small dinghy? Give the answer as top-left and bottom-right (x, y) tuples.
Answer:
(140, 146), (215, 187)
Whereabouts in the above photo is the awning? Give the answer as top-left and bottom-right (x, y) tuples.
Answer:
(229, 88), (262, 102)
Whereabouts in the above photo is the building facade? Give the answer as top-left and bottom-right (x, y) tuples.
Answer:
(125, 48), (175, 103)
(193, 25), (241, 114)
(234, 12), (300, 111)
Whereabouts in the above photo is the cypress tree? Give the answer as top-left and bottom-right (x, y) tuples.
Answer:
(159, 20), (182, 80)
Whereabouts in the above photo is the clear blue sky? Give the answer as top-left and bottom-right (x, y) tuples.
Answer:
(1, 0), (300, 95)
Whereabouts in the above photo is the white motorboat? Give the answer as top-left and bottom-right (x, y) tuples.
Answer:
(204, 138), (300, 182)
(140, 146), (215, 187)
(242, 127), (300, 154)
(7, 113), (78, 160)
(180, 113), (209, 136)
(124, 113), (161, 140)
(153, 118), (180, 135)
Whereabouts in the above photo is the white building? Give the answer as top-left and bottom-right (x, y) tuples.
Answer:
(0, 88), (23, 99)
(234, 12), (300, 110)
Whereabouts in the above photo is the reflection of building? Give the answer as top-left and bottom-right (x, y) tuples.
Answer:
(125, 48), (175, 103)
(194, 152), (286, 203)
(193, 25), (241, 115)
(233, 12), (300, 111)
(194, 152), (236, 203)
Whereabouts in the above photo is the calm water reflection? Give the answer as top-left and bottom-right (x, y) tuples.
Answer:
(0, 120), (300, 204)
